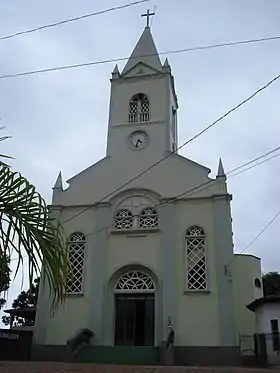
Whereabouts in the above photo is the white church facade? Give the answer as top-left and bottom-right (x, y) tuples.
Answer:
(33, 20), (263, 366)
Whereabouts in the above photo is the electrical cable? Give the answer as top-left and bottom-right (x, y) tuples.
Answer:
(227, 209), (280, 267)
(9, 144), (280, 262)
(0, 0), (149, 41)
(81, 144), (280, 238)
(1, 36), (280, 79)
(62, 73), (280, 225)
(228, 152), (280, 179)
(228, 146), (280, 175)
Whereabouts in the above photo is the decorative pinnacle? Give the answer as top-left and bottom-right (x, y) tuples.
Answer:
(53, 171), (63, 190)
(217, 158), (226, 178)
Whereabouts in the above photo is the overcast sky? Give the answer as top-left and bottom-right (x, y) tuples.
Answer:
(0, 0), (280, 321)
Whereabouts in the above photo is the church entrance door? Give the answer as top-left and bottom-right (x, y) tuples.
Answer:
(114, 293), (155, 346)
(114, 271), (156, 346)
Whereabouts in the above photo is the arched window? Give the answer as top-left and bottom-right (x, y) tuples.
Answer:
(114, 209), (133, 230)
(129, 93), (150, 123)
(255, 278), (262, 288)
(139, 207), (158, 229)
(185, 226), (207, 291)
(66, 232), (86, 294)
(115, 271), (155, 292)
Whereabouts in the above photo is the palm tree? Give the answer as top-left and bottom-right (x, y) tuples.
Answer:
(0, 131), (68, 310)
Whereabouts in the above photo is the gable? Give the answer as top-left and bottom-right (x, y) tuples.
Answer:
(121, 62), (162, 79)
(172, 153), (211, 175)
(53, 150), (222, 207)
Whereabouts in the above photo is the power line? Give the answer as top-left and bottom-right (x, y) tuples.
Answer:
(9, 144), (280, 263)
(0, 0), (149, 41)
(1, 35), (280, 79)
(227, 146), (280, 176)
(227, 208), (280, 268)
(62, 73), (280, 225)
(78, 144), (280, 238)
(228, 146), (280, 175)
(228, 152), (280, 178)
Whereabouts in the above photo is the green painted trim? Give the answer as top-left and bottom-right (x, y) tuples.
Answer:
(75, 346), (160, 365)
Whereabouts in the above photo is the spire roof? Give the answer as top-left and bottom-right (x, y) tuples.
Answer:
(163, 58), (170, 67)
(121, 27), (162, 75)
(53, 171), (63, 190)
(217, 158), (226, 178)
(112, 64), (119, 74)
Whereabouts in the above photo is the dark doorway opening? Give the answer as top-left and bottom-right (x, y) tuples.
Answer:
(114, 293), (155, 346)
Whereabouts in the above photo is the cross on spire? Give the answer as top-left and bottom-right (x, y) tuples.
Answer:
(141, 9), (155, 28)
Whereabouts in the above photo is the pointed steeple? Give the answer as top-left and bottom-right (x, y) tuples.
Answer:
(216, 158), (226, 178)
(121, 26), (162, 75)
(53, 171), (63, 190)
(163, 58), (171, 73)
(112, 64), (120, 79)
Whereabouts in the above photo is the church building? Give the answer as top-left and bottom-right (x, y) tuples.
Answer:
(33, 15), (263, 366)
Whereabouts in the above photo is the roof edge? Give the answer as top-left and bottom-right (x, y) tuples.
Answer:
(246, 295), (280, 312)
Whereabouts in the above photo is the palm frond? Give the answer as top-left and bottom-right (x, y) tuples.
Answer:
(0, 127), (14, 166)
(0, 163), (68, 311)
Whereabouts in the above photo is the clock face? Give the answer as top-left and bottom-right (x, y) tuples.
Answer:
(129, 131), (148, 150)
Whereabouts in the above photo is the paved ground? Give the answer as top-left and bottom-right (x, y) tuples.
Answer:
(0, 363), (277, 373)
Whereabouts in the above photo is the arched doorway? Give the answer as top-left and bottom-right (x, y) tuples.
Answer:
(114, 270), (155, 346)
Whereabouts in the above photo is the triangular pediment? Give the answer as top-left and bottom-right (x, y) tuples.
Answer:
(121, 62), (162, 78)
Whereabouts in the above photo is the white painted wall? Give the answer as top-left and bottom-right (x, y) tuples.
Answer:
(255, 303), (280, 365)
(35, 28), (243, 350)
(231, 254), (262, 338)
(175, 199), (220, 346)
(256, 303), (280, 334)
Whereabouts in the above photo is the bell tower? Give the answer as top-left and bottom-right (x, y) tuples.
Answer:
(106, 12), (178, 161)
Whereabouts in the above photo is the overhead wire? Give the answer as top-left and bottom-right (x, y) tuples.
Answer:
(75, 144), (280, 238)
(228, 151), (280, 178)
(228, 146), (280, 175)
(62, 73), (280, 225)
(227, 209), (280, 268)
(9, 144), (280, 263)
(1, 35), (280, 79)
(0, 0), (149, 41)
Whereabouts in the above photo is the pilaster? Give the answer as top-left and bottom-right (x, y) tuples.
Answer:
(88, 203), (110, 344)
(33, 206), (62, 345)
(213, 195), (236, 346)
(159, 201), (176, 341)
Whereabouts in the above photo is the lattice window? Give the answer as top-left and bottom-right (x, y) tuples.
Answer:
(115, 271), (155, 292)
(139, 207), (158, 229)
(114, 209), (133, 230)
(66, 232), (85, 294)
(129, 93), (150, 123)
(186, 226), (207, 291)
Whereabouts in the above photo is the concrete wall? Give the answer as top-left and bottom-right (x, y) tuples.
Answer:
(36, 184), (237, 348)
(53, 155), (219, 207)
(175, 199), (220, 346)
(109, 74), (168, 126)
(45, 298), (90, 345)
(231, 254), (262, 338)
(256, 303), (280, 334)
(35, 26), (238, 350)
(255, 303), (280, 365)
(174, 196), (236, 347)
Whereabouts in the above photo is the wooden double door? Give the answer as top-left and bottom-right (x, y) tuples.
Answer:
(114, 293), (155, 346)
